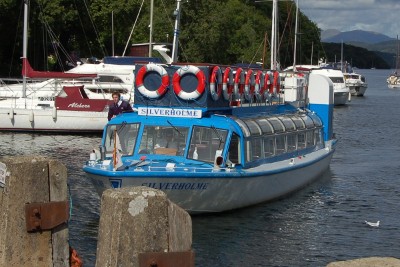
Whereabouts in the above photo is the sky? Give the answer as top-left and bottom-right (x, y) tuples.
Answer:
(299, 0), (400, 38)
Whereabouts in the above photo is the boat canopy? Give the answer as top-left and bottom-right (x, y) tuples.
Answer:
(234, 113), (322, 138)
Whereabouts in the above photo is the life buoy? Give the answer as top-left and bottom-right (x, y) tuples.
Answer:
(209, 66), (222, 101)
(244, 69), (255, 101)
(254, 70), (264, 101)
(222, 67), (234, 100)
(136, 64), (169, 98)
(173, 65), (206, 100)
(233, 68), (245, 99)
(273, 71), (280, 94)
(265, 72), (273, 94)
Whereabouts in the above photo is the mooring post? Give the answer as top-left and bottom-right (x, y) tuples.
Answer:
(0, 156), (69, 267)
(96, 186), (194, 267)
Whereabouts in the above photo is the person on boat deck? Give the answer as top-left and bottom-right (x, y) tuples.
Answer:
(108, 92), (133, 121)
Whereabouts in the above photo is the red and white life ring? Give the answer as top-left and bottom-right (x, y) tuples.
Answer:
(254, 70), (265, 101)
(222, 67), (234, 100)
(273, 71), (280, 94)
(136, 64), (169, 98)
(244, 69), (255, 101)
(209, 66), (222, 101)
(267, 72), (274, 94)
(233, 68), (245, 99)
(173, 65), (206, 100)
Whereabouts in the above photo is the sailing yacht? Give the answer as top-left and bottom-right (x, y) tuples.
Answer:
(387, 36), (400, 89)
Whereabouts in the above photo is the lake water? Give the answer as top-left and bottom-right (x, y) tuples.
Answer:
(1, 69), (399, 266)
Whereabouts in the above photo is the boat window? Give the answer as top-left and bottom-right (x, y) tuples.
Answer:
(306, 130), (314, 147)
(98, 75), (124, 83)
(276, 135), (286, 154)
(247, 137), (263, 161)
(188, 126), (228, 163)
(301, 115), (315, 128)
(243, 120), (262, 136)
(297, 132), (306, 149)
(278, 116), (296, 131)
(308, 113), (323, 127)
(227, 133), (240, 165)
(255, 118), (274, 135)
(329, 77), (344, 83)
(315, 129), (324, 146)
(235, 119), (251, 137)
(104, 123), (139, 156)
(263, 137), (275, 158)
(139, 126), (189, 155)
(287, 133), (297, 152)
(267, 117), (285, 133)
(290, 116), (305, 130)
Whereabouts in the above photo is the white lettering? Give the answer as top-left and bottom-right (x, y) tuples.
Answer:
(138, 107), (202, 118)
(67, 103), (91, 109)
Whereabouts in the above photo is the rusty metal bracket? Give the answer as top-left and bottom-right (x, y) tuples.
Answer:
(139, 251), (195, 267)
(25, 201), (69, 232)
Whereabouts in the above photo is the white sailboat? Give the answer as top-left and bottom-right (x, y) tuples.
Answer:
(0, 0), (110, 132)
(387, 35), (400, 89)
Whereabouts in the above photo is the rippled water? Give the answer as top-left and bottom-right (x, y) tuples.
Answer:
(1, 69), (399, 266)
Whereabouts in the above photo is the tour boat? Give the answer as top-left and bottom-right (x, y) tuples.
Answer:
(83, 62), (337, 213)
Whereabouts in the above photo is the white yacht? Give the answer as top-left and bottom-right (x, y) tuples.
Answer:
(344, 72), (368, 96)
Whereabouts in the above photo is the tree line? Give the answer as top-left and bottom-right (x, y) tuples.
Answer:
(0, 0), (327, 77)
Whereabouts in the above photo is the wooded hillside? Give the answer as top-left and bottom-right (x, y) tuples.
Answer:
(0, 0), (386, 77)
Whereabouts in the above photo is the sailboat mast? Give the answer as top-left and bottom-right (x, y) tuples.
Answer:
(149, 0), (154, 57)
(171, 0), (182, 63)
(22, 0), (29, 98)
(270, 0), (278, 70)
(112, 11), (114, 56)
(292, 0), (299, 71)
(396, 35), (399, 72)
(341, 40), (344, 72)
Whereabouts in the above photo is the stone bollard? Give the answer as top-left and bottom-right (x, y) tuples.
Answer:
(0, 156), (69, 267)
(96, 186), (193, 267)
(326, 257), (400, 267)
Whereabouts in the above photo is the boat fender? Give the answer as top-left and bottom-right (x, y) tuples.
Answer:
(214, 149), (223, 168)
(209, 66), (223, 101)
(9, 107), (14, 120)
(193, 146), (198, 160)
(273, 71), (280, 95)
(52, 106), (57, 120)
(90, 150), (97, 161)
(29, 110), (34, 123)
(173, 65), (206, 100)
(254, 70), (264, 101)
(233, 68), (245, 99)
(136, 64), (169, 98)
(222, 67), (234, 100)
(244, 69), (255, 101)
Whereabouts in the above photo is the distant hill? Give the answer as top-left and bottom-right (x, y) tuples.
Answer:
(321, 43), (390, 69)
(322, 29), (395, 44)
(321, 29), (397, 68)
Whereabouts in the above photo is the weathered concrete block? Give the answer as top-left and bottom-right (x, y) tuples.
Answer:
(327, 257), (400, 267)
(96, 186), (192, 267)
(0, 156), (69, 267)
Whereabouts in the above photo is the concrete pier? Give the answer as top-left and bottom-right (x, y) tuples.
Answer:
(0, 156), (69, 267)
(96, 186), (193, 267)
